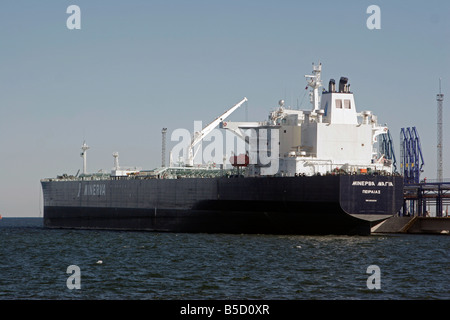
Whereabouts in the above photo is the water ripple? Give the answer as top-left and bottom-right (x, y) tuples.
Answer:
(0, 218), (449, 299)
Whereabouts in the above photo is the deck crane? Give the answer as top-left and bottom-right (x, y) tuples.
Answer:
(186, 97), (248, 167)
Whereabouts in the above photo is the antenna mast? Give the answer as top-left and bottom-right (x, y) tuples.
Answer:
(437, 78), (444, 182)
(80, 141), (90, 175)
(304, 62), (323, 112)
(161, 128), (167, 167)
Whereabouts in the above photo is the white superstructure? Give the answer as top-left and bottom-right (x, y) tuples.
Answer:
(221, 62), (394, 176)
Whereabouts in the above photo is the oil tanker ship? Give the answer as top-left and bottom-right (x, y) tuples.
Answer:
(41, 63), (403, 235)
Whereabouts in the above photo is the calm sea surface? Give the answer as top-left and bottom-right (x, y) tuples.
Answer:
(0, 218), (448, 300)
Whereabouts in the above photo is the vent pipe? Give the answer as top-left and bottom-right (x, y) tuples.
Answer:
(328, 79), (336, 92)
(339, 77), (348, 93)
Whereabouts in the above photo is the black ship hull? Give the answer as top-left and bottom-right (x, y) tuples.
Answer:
(41, 174), (404, 235)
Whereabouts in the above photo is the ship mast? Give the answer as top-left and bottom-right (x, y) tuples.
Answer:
(437, 78), (444, 182)
(161, 128), (167, 167)
(80, 141), (90, 175)
(304, 62), (323, 112)
(113, 152), (120, 170)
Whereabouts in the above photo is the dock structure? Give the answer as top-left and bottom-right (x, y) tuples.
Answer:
(372, 216), (450, 235)
(373, 82), (450, 235)
(402, 180), (450, 217)
(373, 180), (450, 234)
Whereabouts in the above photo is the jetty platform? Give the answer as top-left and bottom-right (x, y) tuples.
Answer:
(372, 216), (450, 235)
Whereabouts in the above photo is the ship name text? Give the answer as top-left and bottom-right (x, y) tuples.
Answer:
(84, 184), (106, 196)
(352, 181), (393, 187)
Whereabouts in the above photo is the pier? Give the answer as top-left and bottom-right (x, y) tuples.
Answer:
(373, 180), (450, 235)
(402, 180), (450, 217)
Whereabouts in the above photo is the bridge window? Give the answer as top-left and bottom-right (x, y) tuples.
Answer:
(344, 99), (351, 109)
(335, 99), (342, 109)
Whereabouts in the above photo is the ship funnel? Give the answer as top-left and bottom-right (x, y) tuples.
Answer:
(328, 79), (336, 92)
(339, 77), (348, 93)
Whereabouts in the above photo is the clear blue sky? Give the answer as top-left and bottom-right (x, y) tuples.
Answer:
(0, 0), (449, 217)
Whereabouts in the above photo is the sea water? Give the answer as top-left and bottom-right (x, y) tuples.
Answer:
(0, 218), (448, 300)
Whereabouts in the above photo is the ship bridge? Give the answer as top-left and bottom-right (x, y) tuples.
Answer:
(221, 63), (395, 177)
